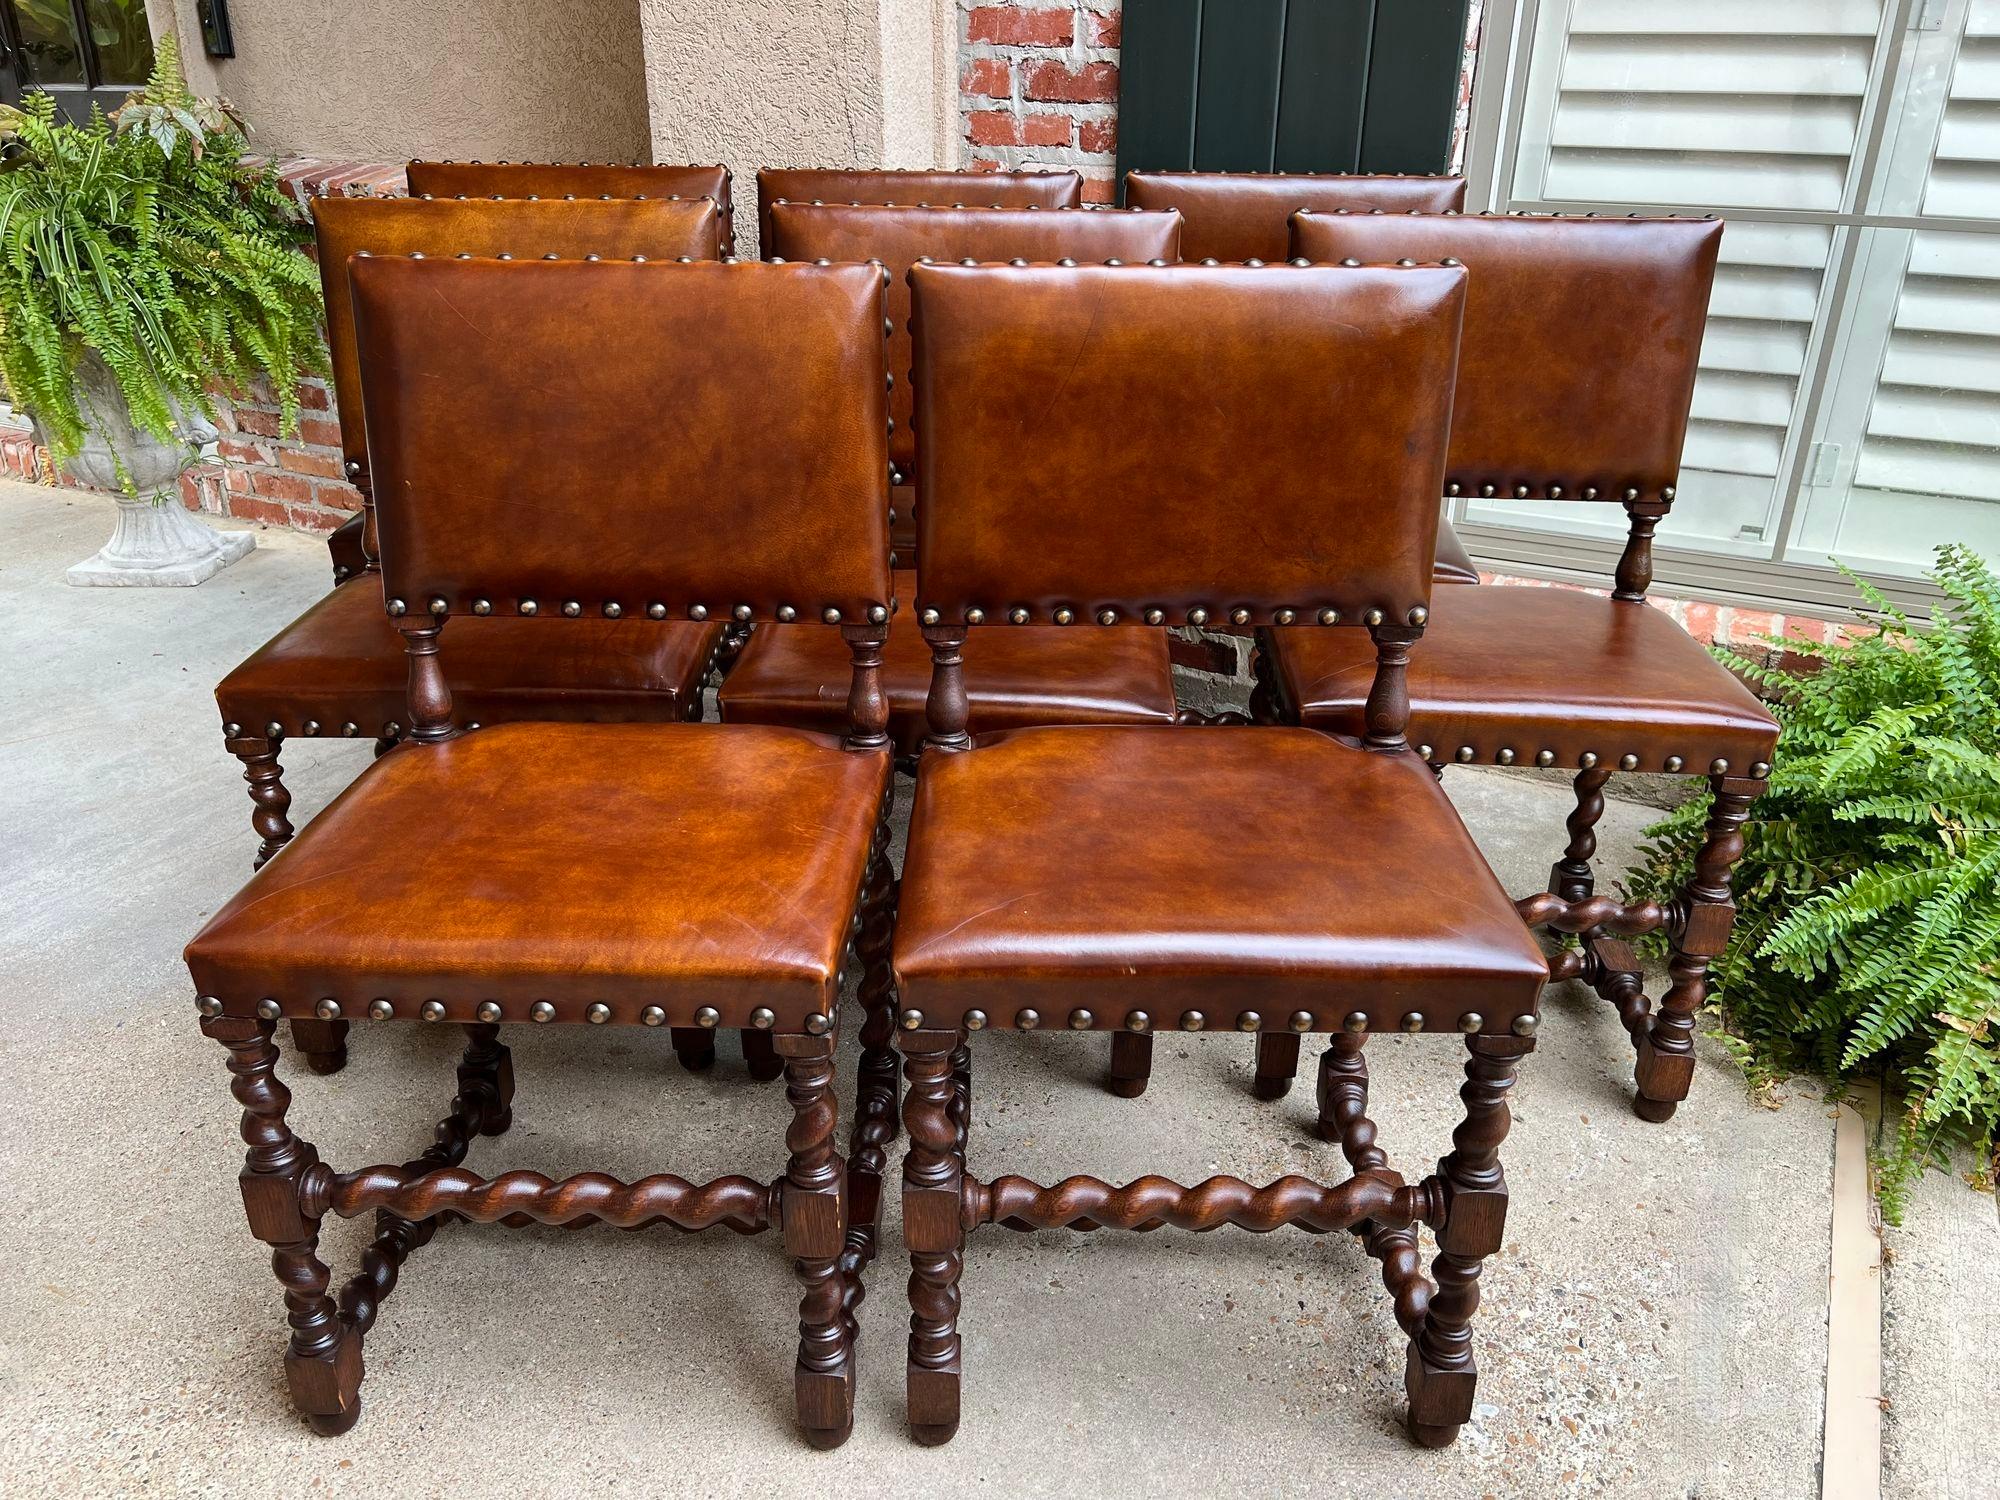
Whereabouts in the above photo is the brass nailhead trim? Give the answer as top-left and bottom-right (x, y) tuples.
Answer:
(1180, 1010), (1205, 1031)
(1343, 1011), (1368, 1033)
(1400, 1012), (1425, 1033)
(368, 999), (394, 1020)
(1512, 1015), (1539, 1037)
(965, 1009), (989, 1030)
(642, 1006), (666, 1027)
(1289, 1010), (1313, 1032)
(806, 1012), (832, 1035)
(421, 1001), (447, 1021)
(586, 1003), (612, 1024)
(1536, 750), (1556, 767)
(1069, 1008), (1094, 1029)
(257, 998), (282, 1020)
(1620, 754), (1640, 771)
(316, 998), (341, 1020)
(1237, 1011), (1261, 1032)
(750, 1007), (776, 1029)
(197, 996), (223, 1017)
(520, 600), (539, 616)
(1664, 755), (1684, 772)
(1017, 1007), (1041, 1029)
(476, 1001), (502, 1023)
(900, 1009), (924, 1030)
(1750, 761), (1771, 778)
(695, 1007), (720, 1028)
(1457, 1012), (1483, 1033)
(1711, 759), (1731, 775)
(531, 1001), (556, 1023)
(1125, 1011), (1151, 1033)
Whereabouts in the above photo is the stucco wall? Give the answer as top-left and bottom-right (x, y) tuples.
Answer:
(151, 0), (651, 164)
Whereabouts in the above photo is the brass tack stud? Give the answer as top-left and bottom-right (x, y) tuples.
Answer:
(899, 1008), (924, 1030)
(1408, 606), (1429, 626)
(1288, 1010), (1313, 1033)
(223, 722), (242, 736)
(476, 1001), (502, 1023)
(967, 607), (987, 625)
(586, 1002), (612, 1024)
(472, 599), (492, 616)
(822, 608), (843, 624)
(368, 999), (394, 1021)
(1343, 1011), (1368, 1033)
(1180, 1010), (1205, 1031)
(1318, 608), (1339, 625)
(1619, 753), (1640, 771)
(257, 998), (282, 1020)
(1456, 746), (1476, 763)
(1126, 1011), (1152, 1033)
(1750, 761), (1770, 779)
(603, 602), (623, 619)
(1010, 607), (1030, 625)
(1418, 744), (1434, 761)
(1097, 608), (1118, 625)
(921, 608), (941, 626)
(520, 599), (539, 616)
(387, 598), (407, 616)
(197, 996), (223, 1018)
(315, 998), (342, 1020)
(342, 722), (360, 736)
(421, 1000), (447, 1022)
(1497, 748), (1516, 765)
(648, 603), (668, 619)
(1236, 1011), (1262, 1032)
(531, 1001), (556, 1023)
(1364, 608), (1385, 626)
(1187, 608), (1208, 626)
(562, 601), (581, 617)
(303, 721), (320, 736)
(1069, 1008), (1094, 1030)
(965, 1009), (989, 1031)
(1664, 755), (1684, 772)
(869, 604), (889, 624)
(1054, 608), (1074, 625)
(1144, 608), (1165, 625)
(1535, 749), (1556, 767)
(1400, 1011), (1425, 1033)
(1580, 751), (1599, 769)
(429, 597), (449, 616)
(689, 604), (709, 621)
(1017, 1007), (1041, 1029)
(695, 1006), (720, 1028)
(1512, 1014), (1539, 1037)
(1662, 487), (1677, 502)
(266, 721), (284, 738)
(805, 1012), (832, 1036)
(1458, 1012), (1483, 1034)
(750, 1007), (776, 1029)
(1275, 608), (1296, 625)
(777, 604), (798, 622)
(733, 604), (753, 622)
(1231, 607), (1252, 626)
(641, 1006), (666, 1027)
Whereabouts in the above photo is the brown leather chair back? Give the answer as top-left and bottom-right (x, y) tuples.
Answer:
(768, 203), (1183, 477)
(909, 262), (1464, 634)
(350, 258), (891, 633)
(1292, 213), (1721, 504)
(756, 167), (1083, 256)
(404, 160), (735, 250)
(1125, 172), (1466, 262)
(311, 195), (724, 562)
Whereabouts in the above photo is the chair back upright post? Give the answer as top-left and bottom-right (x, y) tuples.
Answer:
(1290, 212), (1724, 601)
(347, 257), (894, 749)
(1124, 171), (1467, 262)
(310, 195), (726, 570)
(755, 167), (1084, 257)
(403, 161), (737, 252)
(907, 261), (1468, 751)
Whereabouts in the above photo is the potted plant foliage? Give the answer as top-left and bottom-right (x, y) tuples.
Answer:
(1630, 544), (2000, 1219)
(0, 36), (325, 585)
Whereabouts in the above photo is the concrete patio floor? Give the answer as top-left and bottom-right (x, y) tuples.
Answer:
(0, 479), (1993, 1498)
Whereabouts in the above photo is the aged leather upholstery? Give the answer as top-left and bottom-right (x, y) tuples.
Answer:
(216, 577), (723, 739)
(1125, 171), (1466, 262)
(766, 202), (1183, 477)
(719, 571), (1177, 754)
(1290, 212), (1721, 499)
(403, 160), (735, 250)
(1434, 517), (1479, 584)
(1270, 586), (1778, 771)
(186, 722), (890, 1024)
(755, 166), (1082, 254)
(352, 258), (892, 624)
(908, 262), (1465, 623)
(893, 727), (1547, 1027)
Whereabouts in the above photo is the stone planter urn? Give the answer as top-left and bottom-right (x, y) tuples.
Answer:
(42, 354), (253, 587)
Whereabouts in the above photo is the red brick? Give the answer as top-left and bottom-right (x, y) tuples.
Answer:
(234, 408), (281, 437)
(216, 437), (273, 465)
(1023, 112), (1074, 147)
(223, 465), (255, 492)
(968, 110), (1024, 147)
(296, 416), (345, 448)
(287, 504), (342, 533)
(251, 470), (314, 504)
(1024, 60), (1118, 103)
(1081, 175), (1117, 204)
(279, 447), (346, 479)
(968, 5), (1073, 46)
(1678, 601), (1720, 644)
(296, 382), (332, 411)
(1077, 117), (1117, 154)
(969, 155), (1005, 173)
(1088, 8), (1122, 45)
(227, 494), (291, 527)
(1726, 608), (1780, 644)
(963, 58), (1013, 99)
(313, 480), (365, 513)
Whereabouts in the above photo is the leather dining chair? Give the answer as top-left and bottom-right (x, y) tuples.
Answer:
(719, 202), (1186, 758)
(185, 255), (896, 1449)
(1246, 211), (1779, 1125)
(1122, 170), (1480, 588)
(403, 159), (737, 252)
(888, 259), (1548, 1448)
(214, 195), (728, 1077)
(754, 167), (1083, 266)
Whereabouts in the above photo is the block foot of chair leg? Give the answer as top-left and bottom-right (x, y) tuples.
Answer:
(1633, 1093), (1677, 1124)
(1406, 1417), (1461, 1449)
(908, 1363), (960, 1447)
(307, 1401), (363, 1437)
(1251, 1075), (1292, 1101)
(798, 1360), (855, 1450)
(1104, 1075), (1147, 1099)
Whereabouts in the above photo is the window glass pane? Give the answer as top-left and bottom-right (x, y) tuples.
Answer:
(11, 0), (86, 86)
(1515, 0), (1883, 212)
(82, 0), (154, 87)
(1922, 0), (2000, 219)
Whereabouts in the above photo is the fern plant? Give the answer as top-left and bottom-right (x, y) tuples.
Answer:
(0, 35), (322, 490)
(1628, 544), (2000, 1220)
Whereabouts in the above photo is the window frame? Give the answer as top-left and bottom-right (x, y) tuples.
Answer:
(1459, 0), (1999, 616)
(0, 0), (154, 124)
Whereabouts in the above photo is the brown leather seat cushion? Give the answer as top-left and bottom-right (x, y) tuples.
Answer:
(1270, 586), (1779, 771)
(1435, 516), (1479, 584)
(216, 578), (724, 739)
(186, 722), (891, 1026)
(894, 726), (1546, 1030)
(719, 574), (1177, 755)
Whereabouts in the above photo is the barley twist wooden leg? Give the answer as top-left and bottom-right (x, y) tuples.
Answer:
(1549, 765), (1613, 902)
(288, 1019), (350, 1076)
(231, 736), (295, 870)
(839, 800), (901, 1337)
(203, 1016), (362, 1435)
(1406, 1034), (1531, 1448)
(900, 1028), (966, 1446)
(780, 1035), (853, 1449)
(1635, 774), (1761, 1122)
(1105, 1030), (1153, 1098)
(1318, 1032), (1431, 1334)
(1253, 1031), (1301, 1100)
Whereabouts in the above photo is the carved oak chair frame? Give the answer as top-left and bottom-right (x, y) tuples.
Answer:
(1241, 212), (1778, 1122)
(185, 257), (900, 1447)
(888, 260), (1550, 1447)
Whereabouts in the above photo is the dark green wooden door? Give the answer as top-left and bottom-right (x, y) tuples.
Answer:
(1116, 0), (1471, 195)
